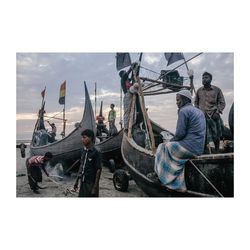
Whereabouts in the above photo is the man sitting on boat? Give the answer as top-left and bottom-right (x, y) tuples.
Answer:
(153, 89), (206, 191)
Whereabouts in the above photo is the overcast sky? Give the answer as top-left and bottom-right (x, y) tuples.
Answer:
(16, 52), (233, 139)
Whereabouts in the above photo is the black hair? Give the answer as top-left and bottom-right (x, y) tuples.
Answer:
(202, 71), (213, 80)
(119, 70), (126, 78)
(111, 103), (115, 107)
(44, 152), (53, 159)
(81, 129), (95, 141)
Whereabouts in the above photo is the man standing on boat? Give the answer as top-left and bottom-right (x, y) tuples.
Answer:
(119, 63), (139, 133)
(26, 152), (53, 194)
(74, 129), (102, 197)
(47, 121), (57, 142)
(152, 89), (206, 191)
(108, 103), (118, 136)
(194, 72), (226, 153)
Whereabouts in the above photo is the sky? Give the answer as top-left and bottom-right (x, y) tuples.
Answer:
(3, 1), (250, 250)
(16, 52), (234, 139)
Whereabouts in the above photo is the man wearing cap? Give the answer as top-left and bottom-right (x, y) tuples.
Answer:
(74, 129), (102, 197)
(153, 89), (206, 191)
(194, 72), (226, 153)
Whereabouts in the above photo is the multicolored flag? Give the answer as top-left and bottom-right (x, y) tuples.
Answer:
(164, 53), (185, 66)
(41, 87), (46, 99)
(116, 53), (132, 70)
(59, 81), (66, 105)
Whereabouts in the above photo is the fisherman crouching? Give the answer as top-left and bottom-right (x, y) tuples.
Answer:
(26, 152), (53, 194)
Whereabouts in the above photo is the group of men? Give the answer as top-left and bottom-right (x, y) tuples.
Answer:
(26, 68), (226, 196)
(119, 68), (226, 191)
(96, 104), (118, 138)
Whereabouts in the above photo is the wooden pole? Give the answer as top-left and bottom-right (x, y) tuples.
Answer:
(141, 77), (191, 91)
(131, 64), (155, 152)
(182, 53), (196, 95)
(120, 87), (123, 129)
(95, 82), (97, 117)
(128, 94), (136, 138)
(62, 103), (66, 138)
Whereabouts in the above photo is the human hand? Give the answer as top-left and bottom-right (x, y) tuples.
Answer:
(212, 112), (220, 120)
(133, 82), (139, 88)
(73, 183), (78, 191)
(91, 186), (98, 196)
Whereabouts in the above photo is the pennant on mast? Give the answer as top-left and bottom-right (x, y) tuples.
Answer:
(164, 53), (185, 66)
(59, 81), (66, 105)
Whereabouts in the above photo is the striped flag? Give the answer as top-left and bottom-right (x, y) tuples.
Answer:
(164, 53), (185, 66)
(59, 81), (66, 105)
(41, 87), (46, 98)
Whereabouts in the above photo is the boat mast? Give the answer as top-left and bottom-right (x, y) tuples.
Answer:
(95, 82), (97, 117)
(62, 101), (66, 138)
(120, 86), (123, 129)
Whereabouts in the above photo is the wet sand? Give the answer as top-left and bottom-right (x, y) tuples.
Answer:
(16, 149), (147, 198)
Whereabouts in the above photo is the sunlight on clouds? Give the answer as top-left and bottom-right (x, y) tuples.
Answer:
(16, 113), (37, 120)
(144, 54), (161, 65)
(16, 56), (33, 67)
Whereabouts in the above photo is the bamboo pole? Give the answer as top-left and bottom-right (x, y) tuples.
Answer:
(141, 77), (191, 91)
(144, 90), (175, 96)
(134, 74), (156, 153)
(128, 94), (136, 138)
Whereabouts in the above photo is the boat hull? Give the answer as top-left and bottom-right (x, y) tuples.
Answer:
(96, 129), (124, 168)
(30, 83), (96, 171)
(121, 124), (234, 197)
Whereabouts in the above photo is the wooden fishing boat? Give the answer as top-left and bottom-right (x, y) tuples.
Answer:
(96, 128), (124, 171)
(94, 101), (124, 171)
(30, 82), (96, 170)
(121, 121), (234, 197)
(114, 53), (233, 197)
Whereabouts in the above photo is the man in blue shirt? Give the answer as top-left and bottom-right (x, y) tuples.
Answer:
(152, 89), (206, 191)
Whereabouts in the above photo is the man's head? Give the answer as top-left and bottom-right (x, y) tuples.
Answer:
(176, 89), (192, 109)
(44, 152), (53, 161)
(202, 72), (212, 86)
(51, 123), (55, 126)
(110, 103), (115, 109)
(119, 70), (126, 78)
(81, 129), (95, 146)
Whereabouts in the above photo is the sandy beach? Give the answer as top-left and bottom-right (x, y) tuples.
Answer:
(16, 148), (147, 198)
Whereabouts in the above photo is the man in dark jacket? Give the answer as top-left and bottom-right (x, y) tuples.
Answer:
(74, 129), (102, 197)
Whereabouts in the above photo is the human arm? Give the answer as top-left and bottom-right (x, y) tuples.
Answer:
(194, 90), (199, 108)
(91, 152), (102, 196)
(41, 165), (50, 177)
(170, 109), (187, 142)
(217, 88), (226, 114)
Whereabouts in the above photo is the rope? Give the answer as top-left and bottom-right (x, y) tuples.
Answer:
(189, 160), (224, 197)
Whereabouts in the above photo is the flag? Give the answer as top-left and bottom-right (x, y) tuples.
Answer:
(59, 81), (66, 105)
(116, 53), (132, 70)
(164, 53), (184, 66)
(41, 87), (46, 99)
